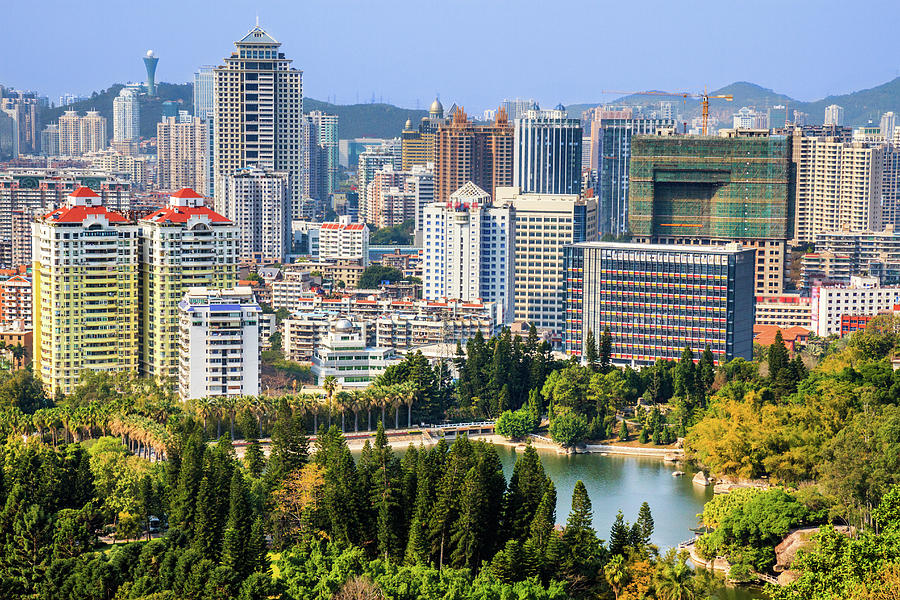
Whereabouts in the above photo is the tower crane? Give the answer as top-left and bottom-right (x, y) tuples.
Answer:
(600, 89), (734, 135)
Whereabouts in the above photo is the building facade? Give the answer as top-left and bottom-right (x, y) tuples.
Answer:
(31, 187), (138, 395)
(754, 293), (813, 328)
(138, 188), (238, 383)
(157, 116), (208, 193)
(357, 143), (401, 222)
(213, 26), (304, 199)
(58, 110), (107, 157)
(422, 182), (515, 321)
(513, 108), (582, 195)
(308, 110), (339, 195)
(811, 276), (900, 336)
(0, 274), (31, 330)
(216, 166), (290, 263)
(178, 286), (261, 400)
(564, 241), (755, 366)
(495, 186), (598, 331)
(113, 88), (141, 143)
(310, 318), (399, 387)
(318, 219), (369, 265)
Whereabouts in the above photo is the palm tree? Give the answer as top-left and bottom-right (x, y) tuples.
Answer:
(9, 344), (26, 369)
(363, 388), (375, 431)
(335, 391), (351, 432)
(654, 550), (696, 600)
(399, 381), (417, 429)
(349, 390), (364, 433)
(323, 375), (337, 404)
(604, 554), (628, 600)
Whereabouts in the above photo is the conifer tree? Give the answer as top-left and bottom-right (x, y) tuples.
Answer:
(637, 501), (654, 546)
(608, 510), (630, 556)
(560, 480), (602, 588)
(428, 435), (474, 569)
(503, 445), (549, 543)
(221, 470), (252, 577)
(369, 422), (401, 561)
(404, 449), (433, 565)
(171, 431), (205, 536)
(768, 330), (790, 381)
(244, 437), (265, 479)
(618, 420), (628, 441)
(449, 446), (505, 570)
(585, 329), (599, 372)
(192, 476), (218, 558)
(600, 327), (612, 371)
(699, 345), (716, 395)
(528, 481), (556, 552)
(268, 398), (309, 483)
(247, 516), (268, 574)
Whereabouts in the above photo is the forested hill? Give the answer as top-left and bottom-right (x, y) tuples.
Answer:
(39, 83), (425, 140)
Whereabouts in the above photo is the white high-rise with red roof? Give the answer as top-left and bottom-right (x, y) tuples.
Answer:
(318, 216), (369, 266)
(138, 188), (238, 384)
(32, 187), (139, 395)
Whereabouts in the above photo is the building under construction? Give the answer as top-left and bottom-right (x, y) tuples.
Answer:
(628, 130), (792, 294)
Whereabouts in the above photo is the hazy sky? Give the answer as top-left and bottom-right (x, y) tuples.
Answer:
(6, 0), (900, 111)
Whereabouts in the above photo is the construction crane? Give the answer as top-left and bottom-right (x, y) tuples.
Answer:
(601, 89), (734, 135)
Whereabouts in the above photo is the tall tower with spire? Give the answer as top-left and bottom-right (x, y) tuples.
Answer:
(143, 50), (159, 96)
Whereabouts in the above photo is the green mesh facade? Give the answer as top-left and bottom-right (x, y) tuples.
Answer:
(628, 135), (791, 240)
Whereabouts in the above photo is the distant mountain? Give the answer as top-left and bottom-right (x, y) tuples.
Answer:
(40, 82), (424, 141)
(567, 78), (900, 127)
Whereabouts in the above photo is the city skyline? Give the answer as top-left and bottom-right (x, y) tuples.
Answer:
(7, 0), (900, 113)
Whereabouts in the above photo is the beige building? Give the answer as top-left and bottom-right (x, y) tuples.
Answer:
(157, 116), (208, 193)
(495, 186), (598, 331)
(754, 294), (813, 328)
(793, 135), (884, 243)
(86, 151), (151, 189)
(58, 110), (107, 156)
(213, 26), (304, 199)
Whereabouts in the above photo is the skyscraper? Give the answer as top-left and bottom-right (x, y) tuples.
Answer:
(513, 107), (582, 195)
(156, 116), (208, 193)
(824, 104), (844, 126)
(422, 182), (515, 321)
(213, 26), (304, 199)
(495, 186), (598, 331)
(58, 110), (107, 156)
(433, 107), (513, 202)
(41, 125), (59, 157)
(113, 88), (141, 143)
(31, 187), (139, 396)
(357, 143), (401, 222)
(881, 112), (897, 141)
(143, 50), (159, 96)
(215, 166), (291, 263)
(308, 110), (339, 195)
(401, 99), (448, 169)
(0, 89), (41, 156)
(193, 66), (215, 120)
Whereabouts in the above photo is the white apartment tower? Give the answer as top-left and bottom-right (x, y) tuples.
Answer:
(495, 186), (599, 331)
(422, 182), (515, 322)
(213, 26), (304, 199)
(216, 166), (290, 263)
(113, 88), (141, 143)
(824, 104), (844, 127)
(318, 217), (370, 265)
(178, 286), (261, 400)
(308, 110), (339, 195)
(793, 135), (884, 243)
(59, 110), (107, 156)
(157, 116), (208, 193)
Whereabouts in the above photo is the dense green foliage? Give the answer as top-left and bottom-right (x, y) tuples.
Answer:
(368, 220), (415, 246)
(357, 265), (406, 289)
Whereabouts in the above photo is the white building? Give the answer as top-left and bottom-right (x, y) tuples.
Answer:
(310, 318), (399, 387)
(495, 186), (599, 331)
(308, 110), (339, 195)
(113, 88), (140, 143)
(422, 182), (515, 322)
(178, 286), (261, 400)
(319, 217), (369, 265)
(514, 108), (582, 195)
(357, 143), (401, 222)
(732, 107), (768, 130)
(58, 110), (107, 156)
(215, 166), (290, 263)
(824, 104), (844, 127)
(754, 294), (813, 328)
(213, 26), (304, 199)
(811, 276), (900, 336)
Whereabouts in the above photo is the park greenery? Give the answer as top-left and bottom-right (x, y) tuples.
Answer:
(368, 220), (415, 246)
(2, 314), (900, 596)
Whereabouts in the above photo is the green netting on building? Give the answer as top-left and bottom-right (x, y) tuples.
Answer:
(628, 135), (791, 239)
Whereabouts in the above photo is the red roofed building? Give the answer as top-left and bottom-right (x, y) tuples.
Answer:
(753, 325), (811, 352)
(138, 188), (238, 383)
(0, 274), (32, 330)
(32, 187), (140, 395)
(318, 216), (369, 265)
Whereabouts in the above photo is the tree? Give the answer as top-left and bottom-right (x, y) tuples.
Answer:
(357, 265), (405, 289)
(559, 481), (602, 592)
(637, 501), (654, 547)
(548, 411), (588, 448)
(584, 330), (599, 372)
(618, 420), (628, 442)
(503, 445), (549, 543)
(600, 327), (612, 371)
(604, 554), (628, 600)
(609, 510), (630, 556)
(768, 331), (790, 381)
(655, 549), (697, 600)
(369, 422), (401, 561)
(221, 469), (253, 577)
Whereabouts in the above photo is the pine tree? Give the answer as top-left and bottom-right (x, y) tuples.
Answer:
(637, 501), (654, 547)
(428, 435), (474, 569)
(768, 330), (790, 381)
(404, 449), (433, 565)
(585, 329), (599, 371)
(699, 345), (716, 395)
(528, 481), (556, 552)
(171, 431), (205, 536)
(600, 327), (612, 371)
(369, 422), (401, 561)
(639, 427), (649, 444)
(618, 420), (628, 441)
(674, 347), (696, 400)
(608, 510), (630, 556)
(247, 516), (268, 574)
(560, 481), (601, 587)
(221, 470), (253, 577)
(244, 437), (265, 479)
(449, 445), (506, 570)
(192, 476), (218, 558)
(503, 445), (550, 543)
(268, 398), (309, 483)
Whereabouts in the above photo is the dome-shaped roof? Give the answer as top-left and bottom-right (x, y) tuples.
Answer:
(404, 118), (413, 129)
(429, 98), (444, 114)
(334, 318), (354, 332)
(555, 103), (566, 111)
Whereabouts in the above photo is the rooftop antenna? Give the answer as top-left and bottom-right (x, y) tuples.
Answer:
(256, 13), (259, 26)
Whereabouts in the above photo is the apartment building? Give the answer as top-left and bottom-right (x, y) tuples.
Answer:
(318, 219), (369, 265)
(157, 116), (208, 193)
(0, 273), (31, 329)
(811, 276), (900, 336)
(754, 294), (813, 328)
(310, 318), (399, 387)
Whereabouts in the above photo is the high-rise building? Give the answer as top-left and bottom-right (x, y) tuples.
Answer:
(502, 98), (539, 122)
(31, 187), (139, 396)
(495, 186), (598, 331)
(157, 116), (208, 193)
(138, 188), (238, 383)
(318, 219), (369, 265)
(0, 273), (32, 330)
(58, 110), (107, 156)
(732, 107), (768, 129)
(0, 169), (132, 269)
(213, 26), (304, 198)
(422, 182), (515, 321)
(143, 50), (159, 96)
(407, 163), (435, 241)
(113, 88), (141, 143)
(365, 164), (418, 228)
(41, 125), (59, 157)
(563, 241), (755, 366)
(215, 166), (290, 263)
(401, 99), (449, 170)
(87, 151), (151, 190)
(357, 143), (401, 221)
(308, 110), (339, 195)
(433, 107), (513, 202)
(0, 89), (41, 156)
(881, 112), (897, 141)
(58, 94), (87, 107)
(883, 144), (900, 229)
(585, 109), (675, 235)
(792, 134), (883, 243)
(513, 107), (582, 195)
(178, 286), (261, 400)
(194, 66), (216, 196)
(824, 104), (844, 126)
(629, 131), (792, 295)
(811, 276), (900, 336)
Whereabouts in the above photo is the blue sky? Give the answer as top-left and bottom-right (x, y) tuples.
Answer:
(6, 0), (900, 111)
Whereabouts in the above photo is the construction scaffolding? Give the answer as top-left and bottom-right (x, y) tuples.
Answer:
(628, 134), (791, 240)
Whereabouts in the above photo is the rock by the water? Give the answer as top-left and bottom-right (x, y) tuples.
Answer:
(672, 470), (685, 477)
(692, 471), (711, 486)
